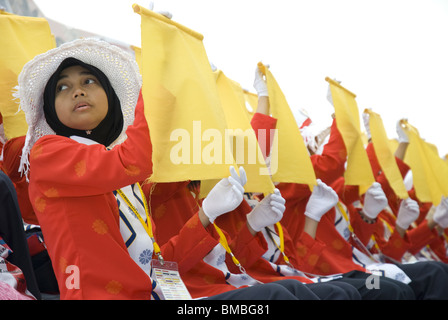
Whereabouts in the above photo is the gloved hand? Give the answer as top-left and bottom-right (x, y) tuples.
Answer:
(305, 179), (338, 222)
(148, 1), (173, 19)
(246, 188), (286, 232)
(362, 111), (372, 141)
(362, 182), (388, 219)
(396, 198), (420, 230)
(300, 125), (318, 154)
(396, 119), (409, 143)
(253, 65), (269, 97)
(202, 166), (247, 224)
(433, 197), (448, 229)
(326, 79), (341, 106)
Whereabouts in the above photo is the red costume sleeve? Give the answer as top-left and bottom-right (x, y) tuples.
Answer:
(160, 213), (220, 274)
(227, 226), (268, 272)
(311, 119), (347, 186)
(372, 212), (412, 262)
(294, 231), (326, 274)
(250, 113), (277, 158)
(331, 176), (360, 206)
(347, 203), (376, 246)
(294, 208), (367, 275)
(379, 230), (412, 262)
(365, 142), (382, 178)
(407, 220), (440, 255)
(428, 235), (448, 263)
(275, 182), (311, 243)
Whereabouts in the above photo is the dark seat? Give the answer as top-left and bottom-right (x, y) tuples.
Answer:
(0, 171), (41, 299)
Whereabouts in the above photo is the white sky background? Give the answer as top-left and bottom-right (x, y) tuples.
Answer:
(33, 0), (448, 156)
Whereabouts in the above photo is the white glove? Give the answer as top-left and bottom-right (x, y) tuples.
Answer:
(202, 166), (247, 224)
(433, 197), (448, 229)
(300, 125), (318, 154)
(148, 1), (173, 19)
(362, 111), (372, 141)
(305, 179), (338, 222)
(326, 79), (341, 106)
(395, 198), (420, 230)
(246, 188), (285, 232)
(396, 120), (409, 143)
(253, 66), (268, 97)
(362, 182), (388, 219)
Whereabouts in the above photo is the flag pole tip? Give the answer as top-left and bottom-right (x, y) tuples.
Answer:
(132, 3), (141, 13)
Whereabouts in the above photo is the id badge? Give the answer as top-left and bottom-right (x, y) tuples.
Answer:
(151, 259), (192, 300)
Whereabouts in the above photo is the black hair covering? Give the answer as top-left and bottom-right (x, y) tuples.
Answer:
(43, 57), (123, 146)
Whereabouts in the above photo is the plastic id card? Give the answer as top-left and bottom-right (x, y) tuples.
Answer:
(151, 259), (192, 300)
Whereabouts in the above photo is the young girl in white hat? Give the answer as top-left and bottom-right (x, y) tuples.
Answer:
(17, 38), (155, 299)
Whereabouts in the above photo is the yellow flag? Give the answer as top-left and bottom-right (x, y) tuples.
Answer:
(133, 5), (236, 182)
(243, 89), (257, 119)
(326, 77), (374, 192)
(213, 69), (275, 194)
(360, 131), (369, 147)
(259, 63), (316, 187)
(130, 45), (142, 73)
(402, 120), (448, 205)
(388, 139), (399, 154)
(364, 109), (408, 199)
(444, 154), (448, 167)
(0, 11), (55, 139)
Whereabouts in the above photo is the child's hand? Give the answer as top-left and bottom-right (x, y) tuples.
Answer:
(202, 166), (247, 224)
(305, 179), (338, 222)
(246, 188), (285, 233)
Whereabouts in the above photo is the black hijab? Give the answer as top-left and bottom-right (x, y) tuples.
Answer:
(43, 57), (123, 146)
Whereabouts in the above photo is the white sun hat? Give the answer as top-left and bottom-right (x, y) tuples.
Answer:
(16, 38), (142, 178)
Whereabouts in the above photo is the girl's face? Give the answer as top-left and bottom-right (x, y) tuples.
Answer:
(54, 65), (108, 131)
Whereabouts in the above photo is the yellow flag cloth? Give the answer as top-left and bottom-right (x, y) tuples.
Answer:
(226, 76), (248, 115)
(131, 45), (142, 73)
(212, 69), (274, 194)
(243, 89), (257, 119)
(259, 63), (316, 187)
(134, 5), (237, 182)
(0, 11), (55, 139)
(326, 77), (374, 192)
(402, 120), (448, 205)
(364, 109), (408, 199)
(388, 139), (399, 155)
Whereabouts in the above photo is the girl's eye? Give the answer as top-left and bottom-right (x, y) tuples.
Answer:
(57, 84), (68, 92)
(85, 78), (95, 85)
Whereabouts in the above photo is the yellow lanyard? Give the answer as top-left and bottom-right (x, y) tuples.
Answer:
(336, 202), (354, 233)
(273, 222), (293, 267)
(116, 183), (163, 262)
(336, 202), (379, 262)
(370, 217), (393, 253)
(191, 191), (246, 273)
(192, 189), (251, 273)
(212, 223), (246, 273)
(213, 222), (293, 272)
